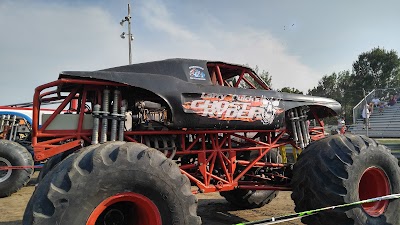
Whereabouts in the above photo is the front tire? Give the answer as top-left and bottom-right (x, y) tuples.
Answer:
(0, 140), (33, 197)
(291, 134), (400, 225)
(23, 142), (201, 225)
(37, 150), (72, 183)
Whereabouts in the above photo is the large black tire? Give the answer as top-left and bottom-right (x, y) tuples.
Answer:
(291, 134), (400, 225)
(23, 142), (201, 225)
(220, 149), (280, 209)
(0, 139), (33, 197)
(36, 151), (71, 183)
(220, 188), (278, 209)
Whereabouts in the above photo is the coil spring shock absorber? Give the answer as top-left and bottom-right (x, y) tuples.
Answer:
(289, 106), (310, 149)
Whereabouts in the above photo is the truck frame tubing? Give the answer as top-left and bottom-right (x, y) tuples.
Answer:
(30, 77), (326, 193)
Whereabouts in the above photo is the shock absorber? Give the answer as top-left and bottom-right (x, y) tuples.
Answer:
(118, 106), (126, 141)
(293, 108), (304, 149)
(8, 115), (16, 141)
(110, 90), (120, 141)
(289, 107), (310, 149)
(300, 107), (310, 146)
(0, 115), (5, 133)
(289, 110), (298, 144)
(100, 89), (110, 143)
(91, 104), (101, 144)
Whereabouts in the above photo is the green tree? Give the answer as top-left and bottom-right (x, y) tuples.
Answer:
(236, 65), (272, 89)
(308, 70), (353, 122)
(308, 72), (341, 100)
(309, 47), (400, 124)
(279, 87), (303, 94)
(352, 47), (400, 91)
(336, 70), (354, 118)
(252, 65), (272, 88)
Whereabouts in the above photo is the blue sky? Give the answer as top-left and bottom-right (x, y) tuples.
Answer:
(0, 0), (399, 105)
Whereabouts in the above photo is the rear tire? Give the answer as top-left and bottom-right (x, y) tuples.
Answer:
(23, 142), (201, 225)
(0, 139), (33, 197)
(220, 188), (278, 209)
(291, 134), (400, 225)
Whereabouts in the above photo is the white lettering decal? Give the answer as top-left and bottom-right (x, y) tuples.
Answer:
(183, 93), (282, 124)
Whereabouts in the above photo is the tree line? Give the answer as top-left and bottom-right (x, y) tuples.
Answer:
(257, 47), (400, 124)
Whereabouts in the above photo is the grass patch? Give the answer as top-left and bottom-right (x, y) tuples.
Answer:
(374, 138), (400, 144)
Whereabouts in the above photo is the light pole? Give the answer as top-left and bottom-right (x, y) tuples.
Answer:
(120, 3), (133, 65)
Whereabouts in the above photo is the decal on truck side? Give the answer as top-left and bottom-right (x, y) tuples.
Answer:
(189, 66), (206, 80)
(182, 93), (283, 125)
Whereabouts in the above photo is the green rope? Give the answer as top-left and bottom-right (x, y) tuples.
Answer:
(235, 193), (400, 225)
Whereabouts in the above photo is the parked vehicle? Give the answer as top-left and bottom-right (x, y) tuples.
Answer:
(17, 59), (400, 225)
(0, 105), (35, 197)
(0, 103), (66, 197)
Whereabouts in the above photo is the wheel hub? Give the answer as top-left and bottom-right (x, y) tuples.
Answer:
(0, 157), (12, 183)
(359, 167), (390, 217)
(103, 209), (125, 225)
(86, 192), (161, 225)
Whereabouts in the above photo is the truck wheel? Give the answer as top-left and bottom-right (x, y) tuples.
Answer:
(0, 140), (33, 197)
(37, 151), (72, 183)
(220, 188), (278, 209)
(23, 142), (201, 225)
(291, 134), (400, 225)
(220, 149), (280, 209)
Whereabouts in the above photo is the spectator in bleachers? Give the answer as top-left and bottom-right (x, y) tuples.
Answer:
(369, 102), (374, 114)
(378, 102), (385, 114)
(388, 95), (396, 106)
(336, 116), (346, 134)
(371, 96), (380, 107)
(362, 104), (371, 129)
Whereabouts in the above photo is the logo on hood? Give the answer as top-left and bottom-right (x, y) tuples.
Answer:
(183, 93), (283, 125)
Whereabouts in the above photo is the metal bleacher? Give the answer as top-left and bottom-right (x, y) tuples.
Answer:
(349, 101), (400, 138)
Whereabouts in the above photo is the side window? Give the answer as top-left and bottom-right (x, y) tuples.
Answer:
(230, 73), (259, 89)
(207, 63), (270, 90)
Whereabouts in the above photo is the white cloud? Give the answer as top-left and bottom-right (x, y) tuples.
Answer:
(0, 0), (324, 106)
(138, 0), (321, 93)
(140, 0), (196, 41)
(0, 1), (127, 105)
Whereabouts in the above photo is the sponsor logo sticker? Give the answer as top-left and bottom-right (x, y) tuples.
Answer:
(189, 66), (206, 80)
(183, 93), (283, 125)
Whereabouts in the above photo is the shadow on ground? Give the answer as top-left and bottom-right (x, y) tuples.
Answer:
(26, 176), (38, 187)
(0, 221), (21, 225)
(198, 198), (248, 225)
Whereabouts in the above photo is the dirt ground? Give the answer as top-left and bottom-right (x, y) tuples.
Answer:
(0, 173), (303, 225)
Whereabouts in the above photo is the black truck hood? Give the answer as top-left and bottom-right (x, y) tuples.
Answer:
(59, 58), (341, 129)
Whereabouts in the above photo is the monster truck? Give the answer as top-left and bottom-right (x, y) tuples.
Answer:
(22, 59), (400, 225)
(0, 105), (36, 197)
(0, 103), (63, 197)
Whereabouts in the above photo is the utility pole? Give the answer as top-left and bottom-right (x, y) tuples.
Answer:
(120, 3), (133, 64)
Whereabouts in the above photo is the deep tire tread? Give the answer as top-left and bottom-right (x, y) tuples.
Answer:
(24, 142), (201, 225)
(0, 140), (34, 197)
(291, 134), (400, 225)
